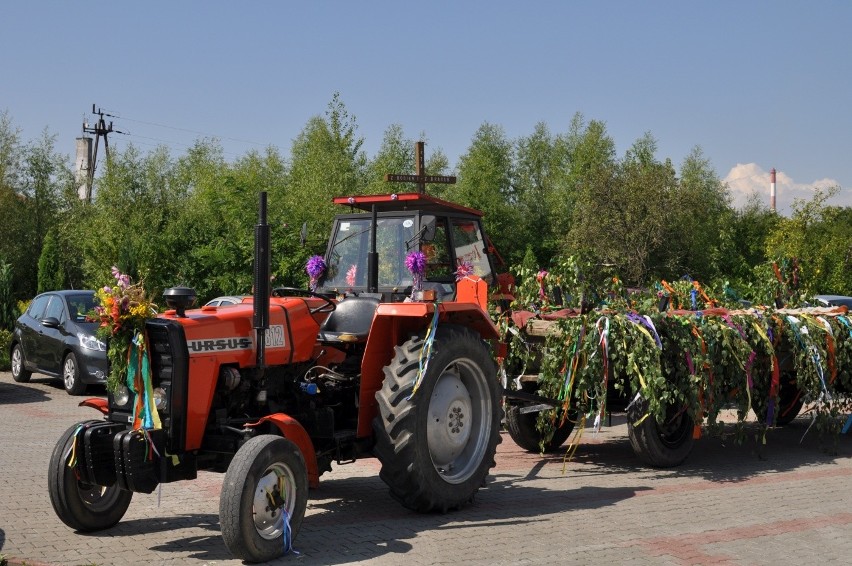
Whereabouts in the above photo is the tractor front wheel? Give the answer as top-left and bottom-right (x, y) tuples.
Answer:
(48, 422), (133, 531)
(219, 435), (308, 563)
(373, 325), (501, 512)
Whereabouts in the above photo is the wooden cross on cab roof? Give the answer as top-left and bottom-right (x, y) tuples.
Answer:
(384, 141), (456, 194)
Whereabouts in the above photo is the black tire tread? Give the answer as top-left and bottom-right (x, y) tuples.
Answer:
(505, 404), (574, 453)
(373, 324), (501, 512)
(64, 352), (87, 395)
(219, 435), (308, 563)
(627, 395), (695, 468)
(48, 421), (132, 531)
(11, 343), (32, 383)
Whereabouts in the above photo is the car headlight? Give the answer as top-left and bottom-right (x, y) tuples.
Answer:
(78, 333), (107, 351)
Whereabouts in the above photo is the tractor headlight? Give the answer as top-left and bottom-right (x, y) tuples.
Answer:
(114, 384), (131, 407)
(153, 387), (168, 411)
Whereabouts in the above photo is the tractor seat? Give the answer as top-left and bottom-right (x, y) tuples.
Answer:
(317, 296), (380, 344)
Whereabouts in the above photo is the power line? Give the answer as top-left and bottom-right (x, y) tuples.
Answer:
(101, 110), (269, 147)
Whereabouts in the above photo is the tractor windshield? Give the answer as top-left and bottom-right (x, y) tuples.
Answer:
(322, 212), (495, 294)
(323, 216), (418, 290)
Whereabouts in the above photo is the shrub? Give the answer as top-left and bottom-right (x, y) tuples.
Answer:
(0, 260), (15, 331)
(0, 329), (11, 371)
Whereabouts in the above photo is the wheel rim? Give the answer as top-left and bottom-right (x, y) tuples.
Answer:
(76, 481), (123, 512)
(63, 357), (77, 390)
(426, 359), (492, 484)
(658, 406), (692, 448)
(252, 462), (297, 541)
(12, 346), (23, 376)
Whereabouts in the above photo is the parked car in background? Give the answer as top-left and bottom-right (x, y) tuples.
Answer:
(204, 295), (247, 307)
(10, 290), (107, 395)
(814, 295), (852, 309)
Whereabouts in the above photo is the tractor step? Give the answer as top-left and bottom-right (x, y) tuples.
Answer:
(333, 430), (357, 464)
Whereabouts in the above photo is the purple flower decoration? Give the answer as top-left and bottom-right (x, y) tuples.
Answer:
(406, 251), (427, 291)
(536, 269), (548, 300)
(346, 264), (358, 288)
(111, 266), (130, 288)
(305, 255), (326, 291)
(455, 260), (474, 281)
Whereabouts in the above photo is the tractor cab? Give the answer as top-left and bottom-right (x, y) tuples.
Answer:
(317, 193), (498, 303)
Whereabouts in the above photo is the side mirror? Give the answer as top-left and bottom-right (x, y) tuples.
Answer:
(420, 215), (437, 242)
(41, 317), (61, 329)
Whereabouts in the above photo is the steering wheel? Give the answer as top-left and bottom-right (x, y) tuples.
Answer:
(271, 287), (336, 314)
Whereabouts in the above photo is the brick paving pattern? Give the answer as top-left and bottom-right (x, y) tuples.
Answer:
(1, 370), (851, 565)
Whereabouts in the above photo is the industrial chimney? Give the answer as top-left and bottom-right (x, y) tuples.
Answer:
(770, 168), (777, 212)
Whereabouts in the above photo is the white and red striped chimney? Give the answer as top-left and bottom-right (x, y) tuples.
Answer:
(770, 168), (776, 212)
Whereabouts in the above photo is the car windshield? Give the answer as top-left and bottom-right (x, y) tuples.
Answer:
(66, 293), (97, 323)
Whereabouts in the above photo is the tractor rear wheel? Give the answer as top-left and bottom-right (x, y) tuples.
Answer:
(505, 404), (574, 453)
(48, 421), (133, 531)
(627, 394), (695, 467)
(373, 324), (501, 512)
(219, 435), (308, 563)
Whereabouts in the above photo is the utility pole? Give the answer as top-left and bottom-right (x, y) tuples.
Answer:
(77, 104), (124, 202)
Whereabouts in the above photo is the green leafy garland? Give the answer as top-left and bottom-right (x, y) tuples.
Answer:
(499, 263), (852, 452)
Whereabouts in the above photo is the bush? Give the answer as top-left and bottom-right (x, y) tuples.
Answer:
(0, 329), (11, 371)
(0, 260), (15, 331)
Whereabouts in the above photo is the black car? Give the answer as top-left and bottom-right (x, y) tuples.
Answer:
(10, 290), (108, 395)
(814, 295), (852, 309)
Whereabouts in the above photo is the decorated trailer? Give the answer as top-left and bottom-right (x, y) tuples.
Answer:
(499, 279), (852, 466)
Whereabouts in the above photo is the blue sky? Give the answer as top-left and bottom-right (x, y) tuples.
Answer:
(2, 1), (850, 214)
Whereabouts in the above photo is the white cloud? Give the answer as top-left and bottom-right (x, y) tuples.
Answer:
(723, 163), (849, 216)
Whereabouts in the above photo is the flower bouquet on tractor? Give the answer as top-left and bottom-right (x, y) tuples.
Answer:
(90, 267), (160, 428)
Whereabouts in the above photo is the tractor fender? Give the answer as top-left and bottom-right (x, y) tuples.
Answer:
(356, 301), (500, 438)
(79, 397), (109, 416)
(244, 414), (320, 488)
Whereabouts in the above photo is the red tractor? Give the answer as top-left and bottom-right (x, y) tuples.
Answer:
(49, 191), (505, 562)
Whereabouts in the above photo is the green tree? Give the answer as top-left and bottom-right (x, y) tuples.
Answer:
(568, 131), (676, 286)
(447, 123), (517, 264)
(514, 122), (572, 265)
(0, 259), (16, 330)
(283, 94), (367, 284)
(11, 129), (72, 298)
(721, 195), (779, 291)
(37, 230), (65, 292)
(0, 112), (27, 300)
(765, 186), (851, 296)
(659, 146), (730, 281)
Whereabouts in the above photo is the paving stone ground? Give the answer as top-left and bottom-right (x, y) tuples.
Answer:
(1, 369), (851, 565)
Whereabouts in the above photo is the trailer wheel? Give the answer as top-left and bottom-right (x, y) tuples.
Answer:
(220, 435), (308, 563)
(774, 372), (804, 426)
(505, 405), (574, 453)
(48, 421), (133, 531)
(627, 394), (695, 467)
(373, 324), (501, 512)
